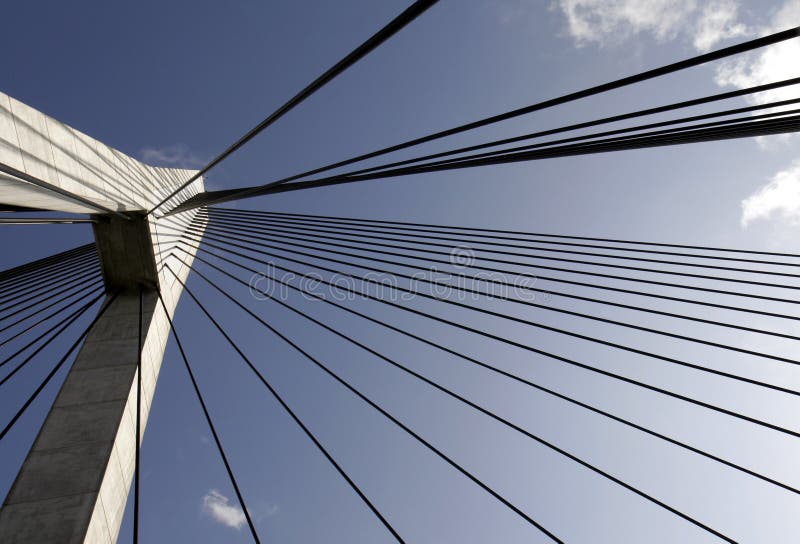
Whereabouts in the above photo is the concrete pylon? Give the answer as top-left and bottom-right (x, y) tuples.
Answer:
(0, 91), (205, 543)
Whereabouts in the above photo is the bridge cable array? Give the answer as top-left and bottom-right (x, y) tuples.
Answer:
(164, 26), (800, 213)
(123, 207), (800, 542)
(3, 2), (800, 541)
(148, 0), (441, 215)
(4, 210), (800, 540)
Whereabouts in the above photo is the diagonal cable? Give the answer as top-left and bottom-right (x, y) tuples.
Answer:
(181, 246), (800, 496)
(156, 290), (261, 543)
(149, 0), (440, 215)
(0, 293), (113, 442)
(173, 233), (800, 440)
(164, 266), (408, 543)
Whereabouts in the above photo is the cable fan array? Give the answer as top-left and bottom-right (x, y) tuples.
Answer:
(126, 207), (800, 543)
(2, 0), (800, 541)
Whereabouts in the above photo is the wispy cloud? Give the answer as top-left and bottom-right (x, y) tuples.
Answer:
(252, 501), (279, 522)
(553, 0), (799, 116)
(741, 160), (800, 227)
(200, 489), (279, 530)
(201, 489), (247, 530)
(714, 0), (800, 133)
(553, 0), (800, 229)
(692, 1), (750, 51)
(139, 143), (206, 169)
(553, 0), (749, 51)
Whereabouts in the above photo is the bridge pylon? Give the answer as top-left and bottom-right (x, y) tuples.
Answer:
(0, 91), (204, 543)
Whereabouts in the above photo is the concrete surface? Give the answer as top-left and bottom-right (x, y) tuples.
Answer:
(0, 92), (205, 543)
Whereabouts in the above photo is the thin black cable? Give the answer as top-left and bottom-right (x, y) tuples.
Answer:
(0, 253), (99, 305)
(0, 271), (104, 325)
(192, 215), (800, 324)
(302, 92), (800, 181)
(183, 247), (800, 496)
(175, 234), (800, 440)
(156, 291), (261, 543)
(178, 221), (791, 370)
(181, 256), (736, 542)
(188, 222), (800, 398)
(0, 292), (113, 442)
(0, 255), (100, 307)
(0, 244), (95, 287)
(188, 95), (800, 214)
(152, 213), (198, 270)
(208, 209), (800, 259)
(369, 113), (800, 176)
(150, 0), (440, 215)
(181, 218), (800, 308)
(165, 268), (409, 544)
(0, 277), (103, 344)
(0, 288), (101, 371)
(0, 217), (97, 224)
(0, 293), (103, 387)
(0, 251), (98, 304)
(336, 107), (800, 177)
(0, 162), (127, 219)
(210, 207), (800, 268)
(269, 102), (800, 186)
(153, 212), (197, 275)
(134, 287), (142, 544)
(366, 112), (800, 176)
(202, 209), (800, 280)
(184, 221), (800, 381)
(176, 27), (800, 211)
(166, 264), (560, 543)
(0, 268), (102, 316)
(174, 113), (800, 209)
(0, 243), (93, 283)
(188, 114), (800, 205)
(196, 213), (800, 342)
(0, 246), (96, 292)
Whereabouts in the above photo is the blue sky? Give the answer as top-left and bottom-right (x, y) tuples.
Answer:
(2, 1), (800, 542)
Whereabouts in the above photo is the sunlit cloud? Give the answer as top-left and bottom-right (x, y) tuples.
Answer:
(253, 501), (279, 522)
(554, 0), (749, 51)
(201, 489), (247, 530)
(692, 0), (750, 51)
(555, 0), (799, 124)
(741, 160), (800, 227)
(139, 143), (206, 169)
(714, 0), (800, 139)
(553, 0), (800, 230)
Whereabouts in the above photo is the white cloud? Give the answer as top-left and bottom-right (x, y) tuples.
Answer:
(713, 0), (800, 146)
(692, 1), (750, 51)
(715, 2), (800, 104)
(139, 143), (206, 169)
(554, 0), (750, 50)
(554, 0), (799, 145)
(552, 0), (800, 229)
(201, 489), (247, 530)
(741, 160), (800, 226)
(252, 501), (279, 522)
(557, 0), (693, 46)
(553, 0), (799, 105)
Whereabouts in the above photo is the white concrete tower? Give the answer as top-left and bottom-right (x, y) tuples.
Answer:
(0, 91), (205, 543)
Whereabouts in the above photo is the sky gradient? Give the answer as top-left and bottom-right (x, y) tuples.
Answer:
(1, 1), (800, 542)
